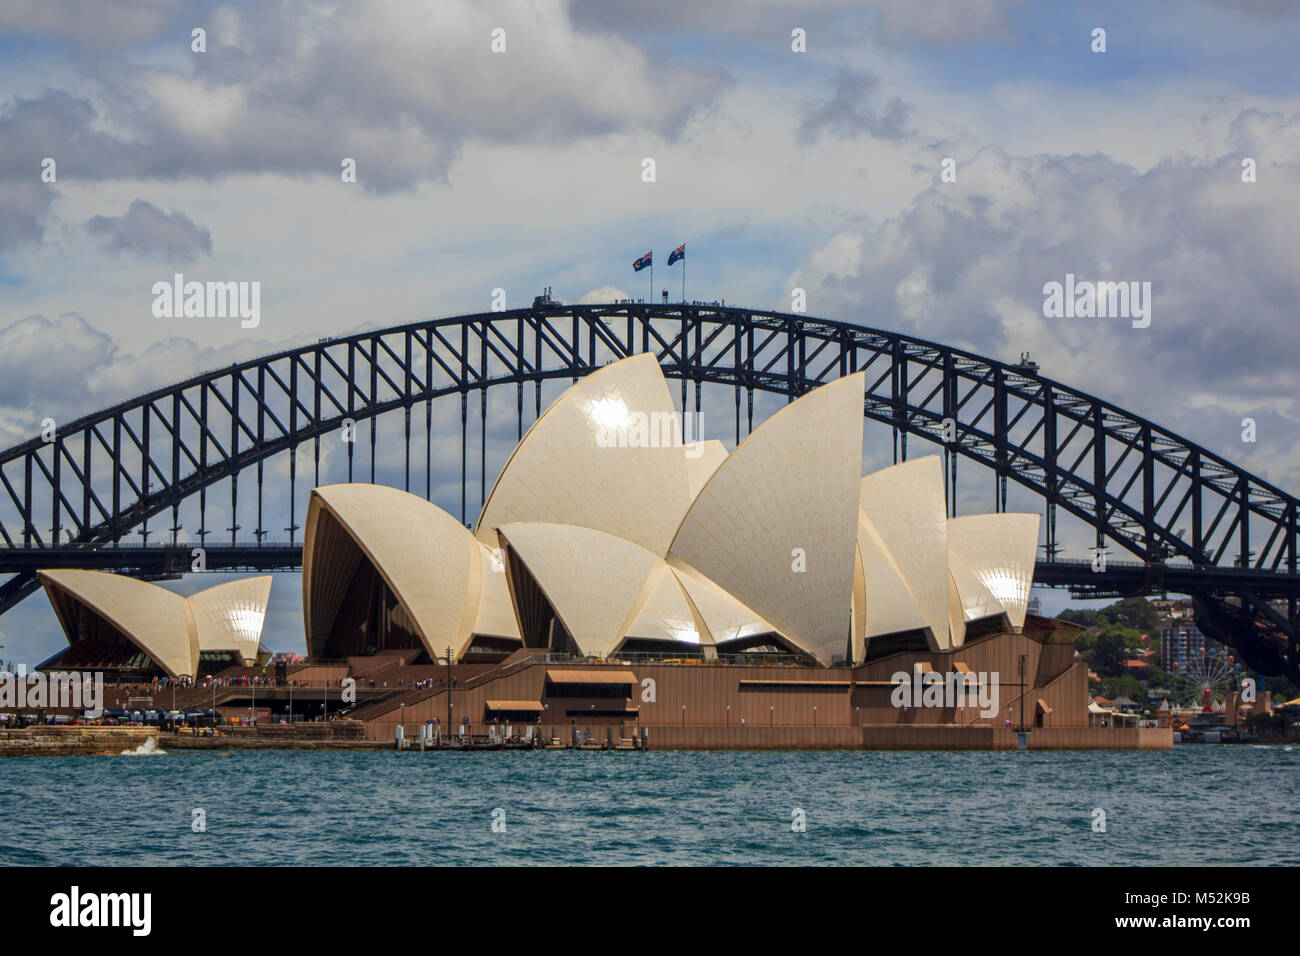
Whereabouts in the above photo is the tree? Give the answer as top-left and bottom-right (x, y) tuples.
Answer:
(1093, 631), (1129, 678)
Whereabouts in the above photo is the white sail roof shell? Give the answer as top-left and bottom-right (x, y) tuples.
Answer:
(498, 522), (662, 659)
(684, 440), (729, 500)
(303, 484), (483, 658)
(189, 576), (273, 664)
(856, 511), (930, 644)
(948, 549), (1006, 625)
(472, 543), (523, 641)
(623, 563), (706, 647)
(667, 560), (773, 646)
(668, 372), (865, 663)
(475, 353), (693, 556)
(39, 569), (200, 678)
(946, 513), (1040, 629)
(858, 456), (952, 650)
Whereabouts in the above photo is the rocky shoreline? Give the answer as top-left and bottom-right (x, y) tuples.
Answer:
(0, 721), (385, 755)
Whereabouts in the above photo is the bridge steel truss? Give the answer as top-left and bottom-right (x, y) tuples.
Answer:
(1, 302), (1296, 681)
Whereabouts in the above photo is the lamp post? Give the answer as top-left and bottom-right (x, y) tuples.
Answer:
(813, 706), (817, 728)
(681, 705), (686, 726)
(726, 705), (731, 726)
(445, 645), (453, 732)
(770, 705), (774, 727)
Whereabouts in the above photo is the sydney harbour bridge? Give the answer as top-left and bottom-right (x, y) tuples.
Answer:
(1, 300), (1297, 682)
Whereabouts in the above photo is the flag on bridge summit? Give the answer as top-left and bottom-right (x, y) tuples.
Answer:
(633, 251), (652, 272)
(668, 244), (685, 266)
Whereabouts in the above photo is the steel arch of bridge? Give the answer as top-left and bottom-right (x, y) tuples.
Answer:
(1, 302), (1296, 680)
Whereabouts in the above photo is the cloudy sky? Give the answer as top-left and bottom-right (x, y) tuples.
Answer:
(1, 0), (1298, 664)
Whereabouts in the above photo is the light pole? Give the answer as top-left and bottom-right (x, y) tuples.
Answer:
(813, 706), (817, 728)
(681, 705), (686, 726)
(726, 705), (731, 726)
(444, 644), (454, 732)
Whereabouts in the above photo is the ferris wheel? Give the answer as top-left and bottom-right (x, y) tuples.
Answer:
(1170, 645), (1242, 711)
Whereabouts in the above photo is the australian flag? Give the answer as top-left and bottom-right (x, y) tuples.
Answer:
(633, 251), (652, 272)
(668, 244), (685, 266)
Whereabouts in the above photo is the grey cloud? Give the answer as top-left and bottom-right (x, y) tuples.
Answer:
(567, 0), (1018, 48)
(0, 91), (138, 184)
(0, 313), (116, 412)
(866, 0), (1021, 46)
(86, 199), (212, 259)
(0, 0), (181, 47)
(801, 69), (914, 142)
(0, 181), (54, 251)
(1, 0), (729, 198)
(786, 115), (1300, 487)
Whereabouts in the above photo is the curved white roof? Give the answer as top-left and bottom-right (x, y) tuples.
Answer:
(947, 571), (967, 649)
(189, 576), (272, 664)
(39, 569), (200, 678)
(622, 563), (705, 647)
(856, 511), (930, 644)
(668, 372), (866, 663)
(851, 543), (867, 663)
(498, 522), (662, 658)
(948, 548), (1005, 626)
(684, 440), (729, 499)
(475, 353), (693, 556)
(947, 513), (1040, 629)
(472, 543), (522, 641)
(859, 456), (952, 650)
(303, 484), (483, 658)
(667, 560), (773, 645)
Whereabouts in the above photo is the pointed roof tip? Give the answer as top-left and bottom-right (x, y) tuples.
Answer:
(668, 368), (866, 664)
(475, 348), (691, 555)
(725, 369), (866, 458)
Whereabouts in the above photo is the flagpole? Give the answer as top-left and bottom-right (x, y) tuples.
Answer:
(649, 259), (653, 303)
(682, 253), (686, 303)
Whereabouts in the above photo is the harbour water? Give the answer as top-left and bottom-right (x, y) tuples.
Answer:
(0, 747), (1294, 866)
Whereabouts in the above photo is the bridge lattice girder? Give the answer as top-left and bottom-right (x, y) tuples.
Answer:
(1, 304), (1296, 679)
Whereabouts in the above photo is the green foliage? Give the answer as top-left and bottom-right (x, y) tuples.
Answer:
(1099, 676), (1145, 702)
(1101, 597), (1159, 631)
(1093, 631), (1129, 678)
(1059, 608), (1101, 628)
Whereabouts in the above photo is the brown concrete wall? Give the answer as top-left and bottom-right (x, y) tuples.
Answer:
(358, 637), (1099, 740)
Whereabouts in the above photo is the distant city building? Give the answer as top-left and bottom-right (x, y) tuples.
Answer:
(1160, 621), (1205, 672)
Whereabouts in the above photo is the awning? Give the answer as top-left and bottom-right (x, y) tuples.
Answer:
(1036, 698), (1053, 715)
(486, 700), (544, 712)
(738, 680), (853, 688)
(545, 669), (639, 685)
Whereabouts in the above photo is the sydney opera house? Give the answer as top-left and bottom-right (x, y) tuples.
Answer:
(31, 354), (1165, 748)
(37, 572), (271, 679)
